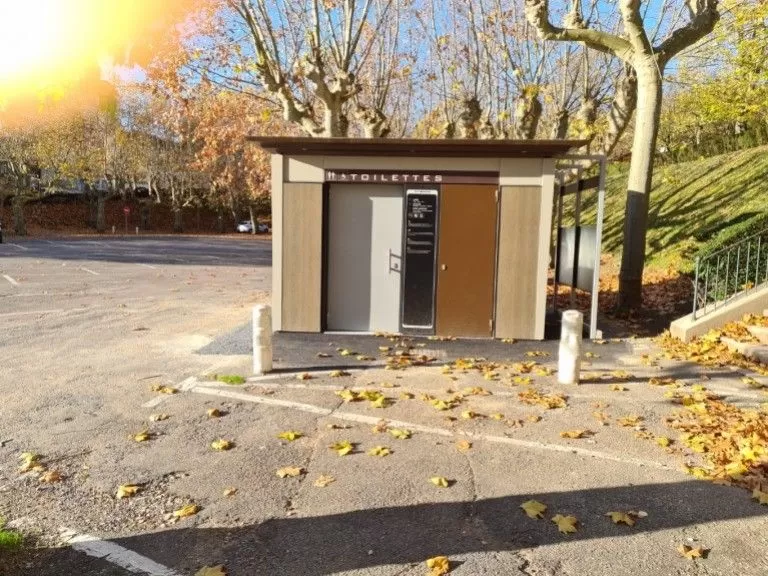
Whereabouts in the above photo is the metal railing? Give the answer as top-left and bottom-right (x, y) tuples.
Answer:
(692, 227), (768, 319)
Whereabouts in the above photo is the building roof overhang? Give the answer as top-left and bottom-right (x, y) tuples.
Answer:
(248, 136), (589, 158)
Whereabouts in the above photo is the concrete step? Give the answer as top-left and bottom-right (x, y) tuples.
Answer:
(721, 336), (768, 364)
(747, 325), (768, 345)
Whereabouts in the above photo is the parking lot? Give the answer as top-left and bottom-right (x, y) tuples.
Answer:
(1, 236), (767, 576)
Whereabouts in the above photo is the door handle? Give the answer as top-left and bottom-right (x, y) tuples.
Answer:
(440, 264), (447, 271)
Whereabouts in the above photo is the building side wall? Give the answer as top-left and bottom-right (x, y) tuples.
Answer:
(281, 182), (323, 332)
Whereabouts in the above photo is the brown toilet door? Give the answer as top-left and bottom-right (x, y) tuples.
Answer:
(435, 184), (498, 337)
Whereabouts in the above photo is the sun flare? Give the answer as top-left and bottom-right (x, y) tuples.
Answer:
(0, 0), (195, 119)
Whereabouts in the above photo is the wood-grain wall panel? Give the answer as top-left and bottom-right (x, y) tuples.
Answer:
(495, 186), (542, 339)
(282, 183), (322, 331)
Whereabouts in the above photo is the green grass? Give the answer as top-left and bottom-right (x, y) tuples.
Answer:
(570, 145), (768, 271)
(0, 518), (23, 552)
(215, 374), (246, 385)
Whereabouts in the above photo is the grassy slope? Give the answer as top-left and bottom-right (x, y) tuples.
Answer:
(575, 145), (768, 271)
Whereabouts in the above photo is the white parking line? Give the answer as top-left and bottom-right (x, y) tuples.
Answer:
(7, 243), (29, 251)
(0, 309), (65, 317)
(2, 274), (19, 286)
(60, 528), (183, 576)
(191, 385), (678, 472)
(138, 263), (158, 269)
(80, 267), (100, 276)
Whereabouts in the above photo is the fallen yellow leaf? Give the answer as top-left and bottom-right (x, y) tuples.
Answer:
(296, 372), (313, 380)
(277, 431), (303, 441)
(207, 408), (223, 418)
(551, 514), (578, 534)
(151, 385), (178, 394)
(752, 489), (768, 505)
(430, 476), (450, 488)
(211, 439), (234, 451)
(617, 415), (644, 427)
(527, 415), (542, 423)
(330, 370), (351, 377)
(314, 475), (336, 487)
(425, 555), (450, 575)
(330, 440), (354, 456)
(461, 410), (479, 419)
(605, 511), (635, 526)
(559, 430), (592, 439)
(677, 544), (708, 559)
(39, 470), (63, 483)
(338, 348), (354, 356)
(489, 413), (504, 420)
(133, 430), (151, 442)
(173, 504), (200, 518)
(389, 428), (412, 440)
(276, 466), (304, 478)
(18, 452), (43, 473)
(456, 439), (472, 452)
(400, 392), (415, 400)
(195, 565), (227, 576)
(520, 499), (547, 519)
(370, 395), (390, 408)
(223, 487), (237, 497)
(368, 446), (391, 457)
(610, 384), (628, 392)
(150, 413), (170, 422)
(655, 436), (672, 447)
(116, 484), (141, 499)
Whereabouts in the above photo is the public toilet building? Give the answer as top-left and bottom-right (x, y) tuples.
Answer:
(251, 137), (590, 340)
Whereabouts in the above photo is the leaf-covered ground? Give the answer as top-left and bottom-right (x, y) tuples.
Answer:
(4, 335), (768, 575)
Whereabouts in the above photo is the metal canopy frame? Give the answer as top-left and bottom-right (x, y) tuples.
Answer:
(551, 154), (607, 340)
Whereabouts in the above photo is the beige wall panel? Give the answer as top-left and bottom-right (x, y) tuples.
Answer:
(281, 183), (323, 332)
(286, 156), (325, 183)
(271, 154), (284, 330)
(496, 186), (543, 340)
(499, 158), (545, 186)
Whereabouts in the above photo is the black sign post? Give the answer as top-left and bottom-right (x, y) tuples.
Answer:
(401, 189), (438, 330)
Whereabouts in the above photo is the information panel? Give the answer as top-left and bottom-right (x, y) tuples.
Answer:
(402, 189), (439, 329)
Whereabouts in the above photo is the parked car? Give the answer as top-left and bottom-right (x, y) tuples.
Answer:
(236, 220), (270, 233)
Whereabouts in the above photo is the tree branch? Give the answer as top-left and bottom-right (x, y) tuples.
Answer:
(654, 0), (720, 67)
(524, 0), (634, 62)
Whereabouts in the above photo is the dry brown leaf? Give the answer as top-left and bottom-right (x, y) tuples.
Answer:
(207, 408), (223, 418)
(173, 504), (200, 518)
(314, 475), (336, 487)
(677, 545), (708, 559)
(276, 466), (305, 478)
(39, 470), (63, 483)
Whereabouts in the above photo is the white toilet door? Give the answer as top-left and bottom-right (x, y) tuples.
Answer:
(327, 185), (403, 332)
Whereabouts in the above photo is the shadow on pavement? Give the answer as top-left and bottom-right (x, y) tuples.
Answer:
(9, 480), (766, 575)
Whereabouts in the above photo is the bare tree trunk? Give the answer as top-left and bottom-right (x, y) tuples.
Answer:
(12, 194), (26, 236)
(96, 194), (106, 233)
(173, 208), (183, 233)
(617, 61), (663, 311)
(513, 87), (542, 139)
(551, 108), (570, 139)
(248, 205), (257, 235)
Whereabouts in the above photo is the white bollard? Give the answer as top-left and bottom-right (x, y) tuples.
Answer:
(558, 310), (583, 385)
(253, 304), (273, 374)
(111, 225), (116, 234)
(135, 226), (139, 235)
